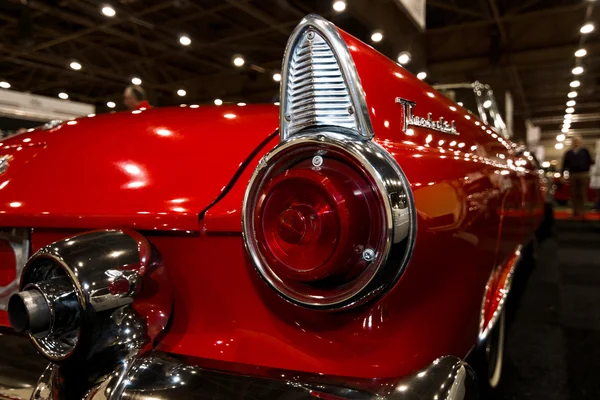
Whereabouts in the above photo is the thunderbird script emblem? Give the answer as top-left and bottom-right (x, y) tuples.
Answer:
(396, 97), (459, 136)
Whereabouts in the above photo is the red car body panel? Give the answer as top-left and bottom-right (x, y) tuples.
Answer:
(0, 106), (278, 231)
(0, 28), (544, 381)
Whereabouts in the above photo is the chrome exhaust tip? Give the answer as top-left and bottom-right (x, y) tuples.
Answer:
(8, 289), (51, 334)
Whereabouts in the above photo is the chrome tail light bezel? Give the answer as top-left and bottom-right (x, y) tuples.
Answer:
(242, 130), (416, 310)
(243, 14), (416, 310)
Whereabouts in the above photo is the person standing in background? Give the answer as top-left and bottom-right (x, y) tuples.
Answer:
(123, 85), (151, 111)
(561, 135), (594, 217)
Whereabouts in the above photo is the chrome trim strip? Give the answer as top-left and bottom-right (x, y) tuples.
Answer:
(478, 245), (522, 342)
(280, 14), (373, 140)
(242, 130), (416, 310)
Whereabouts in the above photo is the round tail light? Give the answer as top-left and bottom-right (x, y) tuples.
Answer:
(243, 133), (415, 310)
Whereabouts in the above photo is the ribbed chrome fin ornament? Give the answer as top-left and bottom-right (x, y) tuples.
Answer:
(280, 14), (373, 140)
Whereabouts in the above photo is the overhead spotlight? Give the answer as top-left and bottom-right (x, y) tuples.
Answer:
(371, 30), (383, 43)
(542, 161), (551, 168)
(566, 100), (576, 107)
(69, 61), (82, 70)
(557, 134), (566, 142)
(214, 98), (223, 106)
(416, 71), (427, 80)
(237, 102), (246, 107)
(564, 114), (573, 120)
(397, 51), (411, 65)
(101, 5), (116, 17)
(580, 23), (595, 34)
(0, 81), (10, 89)
(233, 55), (245, 67)
(179, 35), (191, 46)
(131, 77), (142, 85)
(272, 72), (281, 82)
(566, 107), (575, 114)
(483, 100), (492, 109)
(107, 101), (116, 108)
(333, 0), (346, 12)
(572, 66), (584, 75)
(561, 127), (569, 133)
(568, 91), (578, 98)
(575, 48), (587, 57)
(177, 89), (186, 97)
(555, 143), (564, 150)
(58, 92), (69, 100)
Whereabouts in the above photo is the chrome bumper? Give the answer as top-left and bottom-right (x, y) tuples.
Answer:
(0, 328), (478, 400)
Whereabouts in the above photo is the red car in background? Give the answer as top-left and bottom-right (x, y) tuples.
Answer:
(0, 15), (545, 400)
(553, 175), (597, 206)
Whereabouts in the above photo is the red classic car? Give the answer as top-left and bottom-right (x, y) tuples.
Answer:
(553, 175), (597, 206)
(0, 15), (545, 400)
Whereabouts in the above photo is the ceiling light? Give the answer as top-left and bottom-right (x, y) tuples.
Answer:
(179, 35), (191, 46)
(580, 23), (595, 34)
(483, 100), (492, 108)
(416, 71), (427, 80)
(371, 30), (383, 43)
(237, 102), (246, 106)
(555, 143), (564, 150)
(566, 100), (576, 107)
(570, 80), (580, 88)
(69, 61), (82, 70)
(214, 99), (223, 106)
(58, 92), (69, 100)
(233, 55), (245, 67)
(107, 101), (116, 108)
(101, 5), (116, 17)
(333, 0), (346, 12)
(542, 161), (550, 168)
(397, 51), (411, 65)
(572, 66), (584, 75)
(177, 89), (186, 97)
(557, 134), (566, 142)
(566, 107), (575, 114)
(0, 81), (10, 89)
(568, 91), (578, 98)
(272, 72), (281, 82)
(575, 48), (587, 57)
(562, 127), (569, 133)
(131, 77), (142, 85)
(564, 114), (573, 120)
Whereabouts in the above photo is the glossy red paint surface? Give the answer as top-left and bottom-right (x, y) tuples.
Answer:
(0, 25), (545, 381)
(0, 105), (278, 232)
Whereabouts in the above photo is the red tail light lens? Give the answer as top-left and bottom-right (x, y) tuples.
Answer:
(256, 158), (383, 283)
(243, 134), (414, 310)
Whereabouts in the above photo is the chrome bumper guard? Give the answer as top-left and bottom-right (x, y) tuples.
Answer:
(0, 329), (478, 400)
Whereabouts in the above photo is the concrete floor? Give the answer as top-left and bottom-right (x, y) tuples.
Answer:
(492, 219), (600, 399)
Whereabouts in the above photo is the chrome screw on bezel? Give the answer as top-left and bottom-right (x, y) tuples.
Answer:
(362, 248), (375, 262)
(312, 155), (323, 167)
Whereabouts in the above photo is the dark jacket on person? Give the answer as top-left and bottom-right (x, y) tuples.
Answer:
(562, 147), (594, 173)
